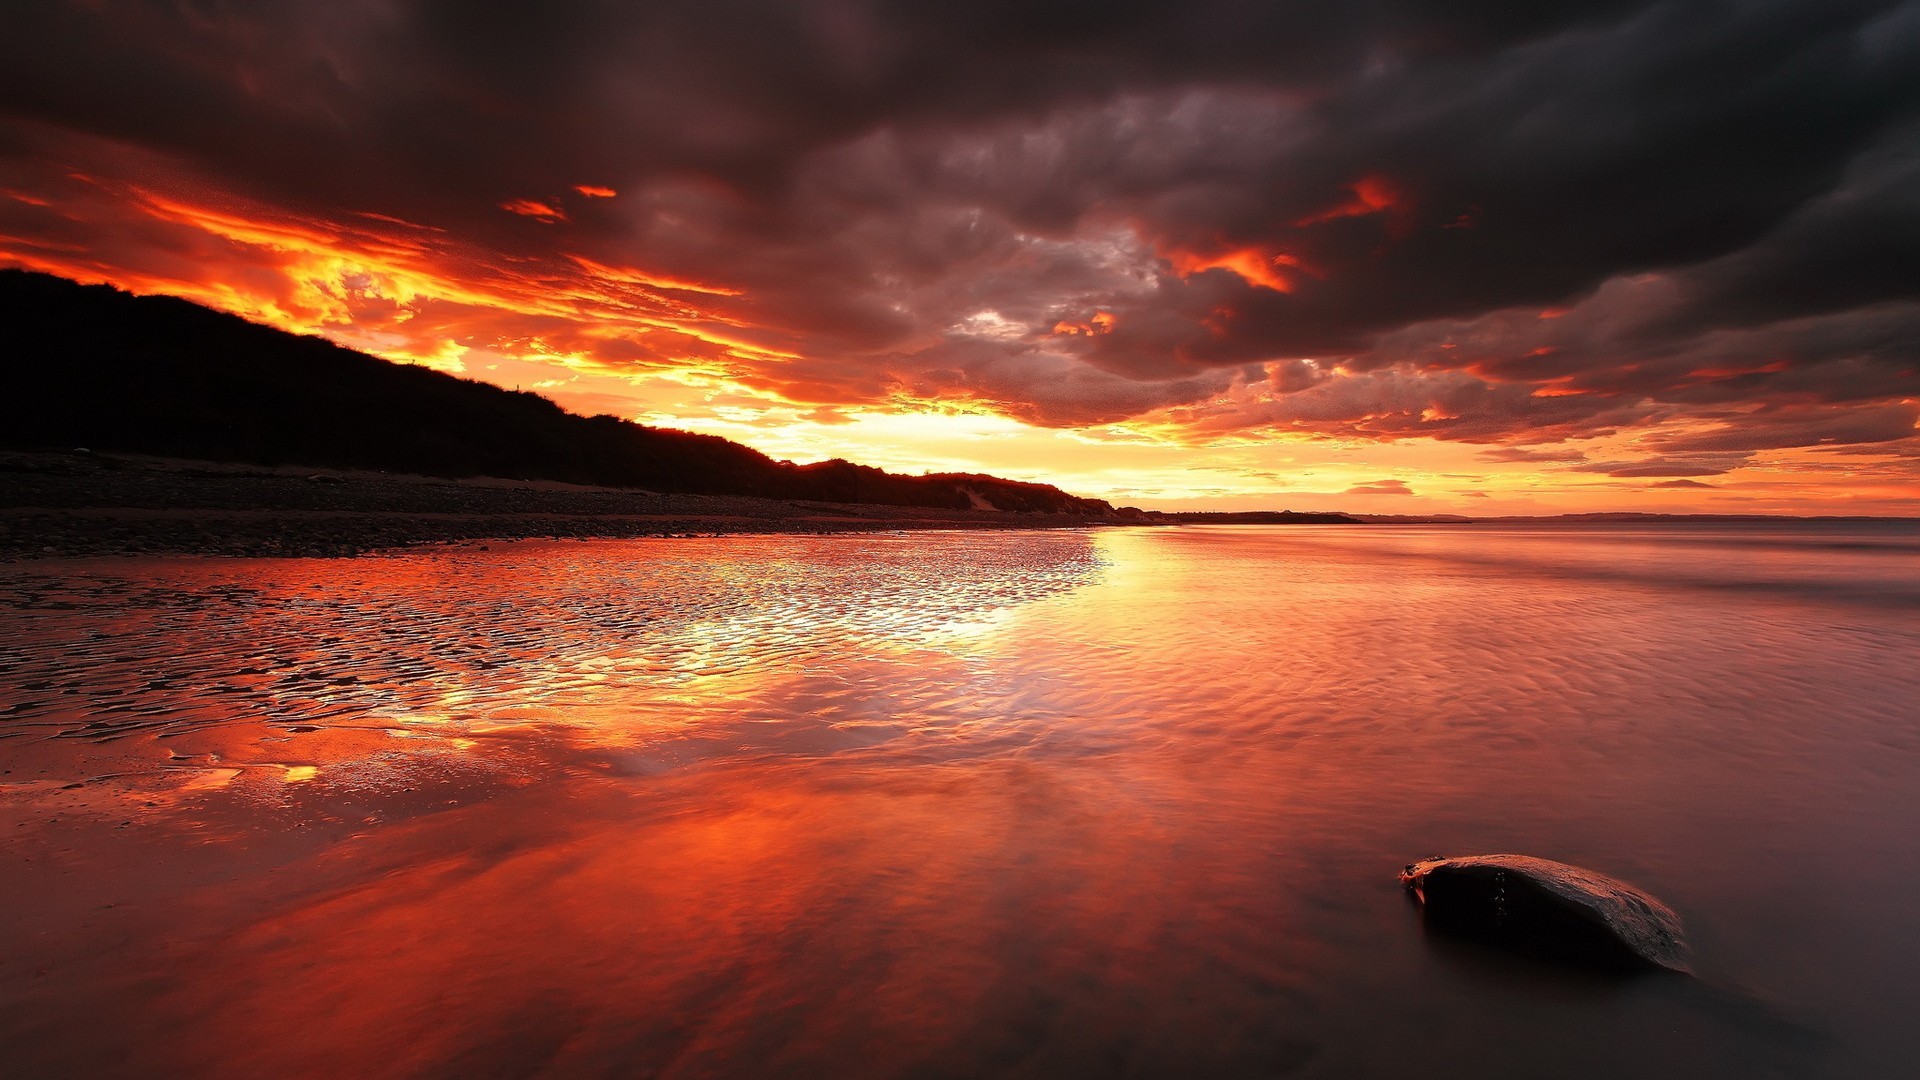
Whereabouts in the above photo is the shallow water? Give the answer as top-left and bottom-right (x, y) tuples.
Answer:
(3, 524), (1918, 1079)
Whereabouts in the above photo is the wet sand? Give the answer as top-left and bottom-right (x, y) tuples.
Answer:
(0, 451), (1135, 559)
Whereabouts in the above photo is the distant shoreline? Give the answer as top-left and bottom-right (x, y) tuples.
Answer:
(5, 451), (1909, 560)
(0, 451), (1155, 560)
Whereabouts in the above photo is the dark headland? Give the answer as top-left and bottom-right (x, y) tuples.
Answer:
(0, 270), (1360, 557)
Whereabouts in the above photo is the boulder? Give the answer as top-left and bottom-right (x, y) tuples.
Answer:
(1401, 854), (1690, 973)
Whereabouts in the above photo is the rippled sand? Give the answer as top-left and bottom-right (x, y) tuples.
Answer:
(3, 525), (1918, 1078)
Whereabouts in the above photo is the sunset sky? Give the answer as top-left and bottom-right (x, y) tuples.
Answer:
(3, 1), (1917, 514)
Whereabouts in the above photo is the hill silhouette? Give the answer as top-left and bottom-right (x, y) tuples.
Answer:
(0, 270), (1114, 514)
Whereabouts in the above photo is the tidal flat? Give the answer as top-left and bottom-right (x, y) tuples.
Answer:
(3, 525), (1918, 1078)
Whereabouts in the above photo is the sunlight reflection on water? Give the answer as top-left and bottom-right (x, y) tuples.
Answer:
(2, 525), (1918, 1078)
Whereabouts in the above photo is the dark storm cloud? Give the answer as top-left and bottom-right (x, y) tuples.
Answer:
(2, 0), (1917, 443)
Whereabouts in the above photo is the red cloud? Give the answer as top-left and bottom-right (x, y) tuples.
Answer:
(1293, 176), (1402, 227)
(1163, 247), (1305, 293)
(500, 199), (567, 223)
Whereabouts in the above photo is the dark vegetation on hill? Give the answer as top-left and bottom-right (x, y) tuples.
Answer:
(0, 270), (1118, 514)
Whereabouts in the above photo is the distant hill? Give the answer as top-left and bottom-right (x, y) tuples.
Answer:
(0, 270), (1115, 514)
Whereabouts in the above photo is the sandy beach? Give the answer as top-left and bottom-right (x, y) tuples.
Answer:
(0, 451), (1137, 559)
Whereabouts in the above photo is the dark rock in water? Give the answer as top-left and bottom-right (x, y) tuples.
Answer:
(1401, 854), (1690, 973)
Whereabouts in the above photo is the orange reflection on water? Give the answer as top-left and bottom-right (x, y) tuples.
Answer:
(0, 536), (1104, 816)
(5, 526), (1920, 1078)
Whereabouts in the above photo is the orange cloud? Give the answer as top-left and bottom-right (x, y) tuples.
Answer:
(355, 211), (446, 233)
(500, 199), (567, 223)
(1165, 247), (1303, 292)
(0, 159), (803, 403)
(1052, 311), (1114, 336)
(565, 255), (742, 297)
(574, 185), (618, 198)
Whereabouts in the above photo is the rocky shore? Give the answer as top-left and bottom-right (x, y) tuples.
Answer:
(0, 451), (1141, 559)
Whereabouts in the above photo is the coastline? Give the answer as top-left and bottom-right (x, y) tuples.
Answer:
(0, 450), (1139, 559)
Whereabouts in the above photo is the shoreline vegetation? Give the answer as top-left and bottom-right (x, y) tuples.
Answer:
(0, 450), (1355, 559)
(0, 450), (1154, 560)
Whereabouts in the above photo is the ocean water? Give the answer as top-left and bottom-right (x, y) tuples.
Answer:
(3, 523), (1918, 1079)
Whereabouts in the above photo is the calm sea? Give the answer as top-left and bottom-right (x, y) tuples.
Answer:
(3, 523), (1918, 1078)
